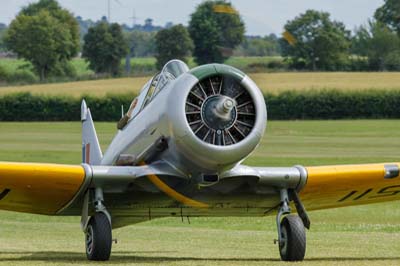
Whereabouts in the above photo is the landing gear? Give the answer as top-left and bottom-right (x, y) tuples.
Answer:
(85, 212), (112, 261)
(275, 189), (309, 262)
(279, 215), (306, 261)
(81, 187), (112, 261)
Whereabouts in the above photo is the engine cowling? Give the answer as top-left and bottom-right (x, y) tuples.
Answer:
(168, 64), (267, 172)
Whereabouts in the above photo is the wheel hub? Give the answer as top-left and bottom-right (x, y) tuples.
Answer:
(85, 225), (94, 255)
(280, 226), (288, 255)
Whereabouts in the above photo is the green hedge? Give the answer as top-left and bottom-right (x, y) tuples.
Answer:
(0, 90), (400, 121)
(0, 93), (133, 121)
(266, 90), (400, 119)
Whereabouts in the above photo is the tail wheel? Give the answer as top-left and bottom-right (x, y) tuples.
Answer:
(279, 215), (306, 261)
(85, 212), (112, 261)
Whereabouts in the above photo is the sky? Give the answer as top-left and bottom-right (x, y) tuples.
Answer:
(0, 0), (384, 36)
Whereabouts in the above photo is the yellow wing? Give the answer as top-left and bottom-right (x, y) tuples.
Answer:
(300, 163), (400, 210)
(0, 162), (85, 215)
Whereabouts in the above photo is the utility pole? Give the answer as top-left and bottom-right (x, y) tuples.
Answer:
(129, 9), (138, 28)
(107, 0), (122, 23)
(107, 0), (111, 22)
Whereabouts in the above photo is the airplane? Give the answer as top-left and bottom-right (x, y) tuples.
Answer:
(0, 59), (399, 262)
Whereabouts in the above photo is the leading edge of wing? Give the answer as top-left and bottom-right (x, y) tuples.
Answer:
(0, 160), (187, 215)
(222, 163), (400, 212)
(0, 161), (86, 215)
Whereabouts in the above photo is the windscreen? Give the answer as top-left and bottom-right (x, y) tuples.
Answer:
(154, 60), (189, 95)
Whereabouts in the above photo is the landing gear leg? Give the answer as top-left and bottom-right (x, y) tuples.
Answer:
(83, 188), (112, 261)
(274, 189), (307, 261)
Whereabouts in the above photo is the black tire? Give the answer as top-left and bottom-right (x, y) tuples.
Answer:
(279, 214), (306, 261)
(85, 212), (112, 261)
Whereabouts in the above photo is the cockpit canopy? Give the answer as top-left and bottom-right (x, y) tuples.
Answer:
(156, 59), (190, 93)
(129, 60), (189, 119)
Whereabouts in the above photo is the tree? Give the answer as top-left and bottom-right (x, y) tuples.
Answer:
(235, 35), (281, 57)
(375, 0), (400, 34)
(188, 1), (245, 64)
(82, 22), (128, 76)
(352, 21), (400, 71)
(4, 0), (79, 80)
(350, 25), (370, 56)
(126, 31), (156, 57)
(0, 24), (7, 52)
(281, 10), (351, 71)
(155, 25), (194, 69)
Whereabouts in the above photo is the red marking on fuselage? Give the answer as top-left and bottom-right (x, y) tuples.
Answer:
(85, 143), (90, 164)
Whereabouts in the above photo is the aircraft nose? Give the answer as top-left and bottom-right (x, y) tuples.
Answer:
(202, 95), (237, 130)
(221, 98), (235, 113)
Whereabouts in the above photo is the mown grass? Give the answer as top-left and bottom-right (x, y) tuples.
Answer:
(2, 72), (400, 97)
(0, 120), (399, 265)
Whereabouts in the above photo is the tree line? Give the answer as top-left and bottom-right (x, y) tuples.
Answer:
(281, 1), (400, 71)
(2, 0), (400, 82)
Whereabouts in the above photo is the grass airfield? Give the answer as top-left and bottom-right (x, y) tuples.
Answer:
(0, 120), (399, 265)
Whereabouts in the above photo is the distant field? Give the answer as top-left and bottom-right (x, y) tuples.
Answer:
(0, 57), (154, 75)
(2, 72), (400, 97)
(0, 58), (92, 76)
(0, 77), (150, 97)
(250, 72), (400, 92)
(0, 120), (399, 265)
(0, 56), (278, 81)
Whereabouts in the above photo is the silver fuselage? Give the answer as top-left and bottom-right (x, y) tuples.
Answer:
(102, 71), (267, 174)
(62, 64), (287, 227)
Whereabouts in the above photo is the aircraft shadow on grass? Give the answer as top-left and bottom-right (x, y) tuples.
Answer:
(0, 251), (398, 263)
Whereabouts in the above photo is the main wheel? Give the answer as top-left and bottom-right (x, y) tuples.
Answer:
(85, 212), (112, 261)
(279, 214), (306, 261)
